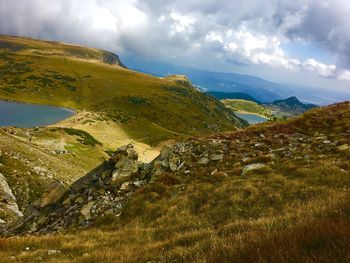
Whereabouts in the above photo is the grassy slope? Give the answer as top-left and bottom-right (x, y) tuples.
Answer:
(0, 127), (107, 211)
(1, 102), (350, 262)
(0, 35), (245, 146)
(222, 99), (272, 118)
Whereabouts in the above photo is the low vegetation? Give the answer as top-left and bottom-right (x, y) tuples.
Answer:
(222, 99), (272, 118)
(1, 102), (350, 262)
(62, 128), (102, 147)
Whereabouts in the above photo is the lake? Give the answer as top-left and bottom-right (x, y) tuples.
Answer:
(0, 100), (74, 128)
(235, 112), (268, 124)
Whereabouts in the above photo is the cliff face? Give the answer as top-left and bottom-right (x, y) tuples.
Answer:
(101, 51), (126, 67)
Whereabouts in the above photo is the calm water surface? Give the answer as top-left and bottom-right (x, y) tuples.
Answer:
(0, 100), (74, 128)
(235, 112), (268, 124)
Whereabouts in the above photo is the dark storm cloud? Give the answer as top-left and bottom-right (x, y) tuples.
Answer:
(287, 0), (350, 68)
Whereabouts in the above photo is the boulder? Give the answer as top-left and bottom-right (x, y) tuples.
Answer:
(0, 173), (23, 224)
(39, 181), (67, 208)
(112, 159), (139, 181)
(81, 202), (95, 221)
(198, 157), (209, 165)
(210, 154), (224, 162)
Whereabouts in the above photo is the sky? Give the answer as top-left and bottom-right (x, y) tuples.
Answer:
(1, 0), (350, 92)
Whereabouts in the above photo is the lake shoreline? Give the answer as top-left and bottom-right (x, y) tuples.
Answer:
(234, 111), (268, 125)
(0, 99), (76, 128)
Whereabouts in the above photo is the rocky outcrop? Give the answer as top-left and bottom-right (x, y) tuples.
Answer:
(7, 139), (230, 234)
(0, 173), (23, 227)
(101, 51), (126, 68)
(9, 144), (150, 234)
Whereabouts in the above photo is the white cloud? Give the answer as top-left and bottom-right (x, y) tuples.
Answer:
(338, 70), (350, 81)
(205, 31), (224, 43)
(302, 58), (336, 78)
(1, 0), (350, 84)
(169, 12), (196, 35)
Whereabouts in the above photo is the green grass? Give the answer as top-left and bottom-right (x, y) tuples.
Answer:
(1, 102), (350, 262)
(0, 35), (246, 145)
(222, 99), (272, 118)
(63, 128), (102, 147)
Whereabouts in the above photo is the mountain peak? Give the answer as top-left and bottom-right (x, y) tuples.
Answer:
(274, 96), (302, 106)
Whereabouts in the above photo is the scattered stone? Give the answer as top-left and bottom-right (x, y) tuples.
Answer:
(338, 144), (350, 151)
(242, 163), (267, 175)
(198, 157), (209, 165)
(81, 202), (95, 221)
(210, 154), (224, 161)
(48, 249), (60, 255)
(211, 169), (218, 175)
(120, 182), (129, 190)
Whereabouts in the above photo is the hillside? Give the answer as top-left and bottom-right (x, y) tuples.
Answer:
(206, 91), (258, 102)
(221, 97), (318, 121)
(0, 35), (246, 147)
(2, 101), (350, 262)
(222, 99), (272, 118)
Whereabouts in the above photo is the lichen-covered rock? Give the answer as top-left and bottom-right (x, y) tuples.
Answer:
(81, 202), (94, 221)
(0, 173), (23, 225)
(38, 181), (67, 208)
(242, 163), (267, 175)
(8, 144), (151, 235)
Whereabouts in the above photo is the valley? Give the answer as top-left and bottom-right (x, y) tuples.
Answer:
(0, 35), (349, 263)
(1, 101), (350, 262)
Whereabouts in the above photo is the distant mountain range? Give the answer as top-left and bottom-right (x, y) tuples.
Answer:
(263, 96), (318, 117)
(206, 91), (259, 102)
(222, 95), (318, 120)
(123, 55), (350, 105)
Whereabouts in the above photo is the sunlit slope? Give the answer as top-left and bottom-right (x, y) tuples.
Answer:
(0, 35), (246, 145)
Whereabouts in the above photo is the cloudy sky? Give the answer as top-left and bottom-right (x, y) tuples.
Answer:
(1, 0), (350, 91)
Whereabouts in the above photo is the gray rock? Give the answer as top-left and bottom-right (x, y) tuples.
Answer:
(112, 159), (139, 181)
(198, 157), (209, 165)
(39, 181), (67, 208)
(133, 180), (147, 187)
(81, 202), (95, 221)
(0, 172), (23, 223)
(210, 154), (224, 161)
(48, 249), (60, 256)
(242, 163), (267, 175)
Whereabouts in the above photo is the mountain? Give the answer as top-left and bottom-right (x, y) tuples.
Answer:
(123, 55), (350, 105)
(3, 101), (350, 262)
(0, 35), (246, 149)
(264, 96), (318, 117)
(206, 91), (259, 102)
(221, 96), (317, 121)
(0, 35), (247, 228)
